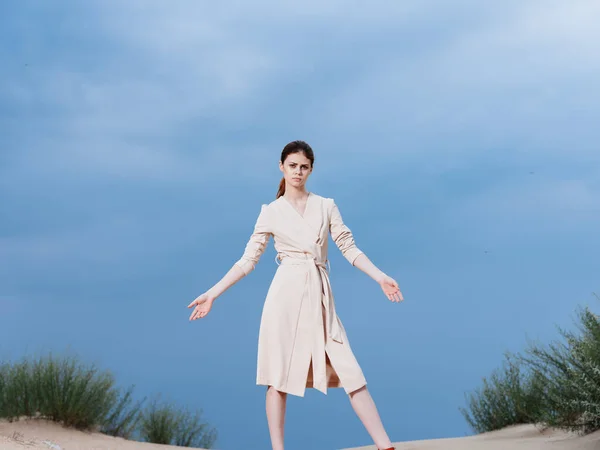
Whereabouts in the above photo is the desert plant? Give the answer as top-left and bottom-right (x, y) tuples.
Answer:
(0, 362), (11, 417)
(520, 301), (600, 433)
(31, 353), (117, 428)
(139, 395), (217, 448)
(0, 353), (142, 434)
(139, 396), (178, 444)
(100, 384), (145, 439)
(461, 295), (600, 435)
(0, 353), (217, 446)
(173, 406), (218, 448)
(460, 352), (547, 433)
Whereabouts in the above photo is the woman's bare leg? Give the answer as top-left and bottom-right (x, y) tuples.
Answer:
(266, 386), (287, 450)
(348, 385), (393, 449)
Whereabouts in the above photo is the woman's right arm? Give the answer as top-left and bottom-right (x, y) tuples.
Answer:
(230, 204), (272, 279)
(189, 204), (271, 320)
(206, 264), (246, 300)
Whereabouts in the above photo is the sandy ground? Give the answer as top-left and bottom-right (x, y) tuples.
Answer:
(344, 423), (600, 450)
(1, 418), (599, 450)
(0, 418), (208, 450)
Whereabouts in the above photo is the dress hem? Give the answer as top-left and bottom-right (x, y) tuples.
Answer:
(256, 379), (367, 397)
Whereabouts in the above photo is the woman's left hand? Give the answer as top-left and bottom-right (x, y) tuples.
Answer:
(378, 275), (404, 303)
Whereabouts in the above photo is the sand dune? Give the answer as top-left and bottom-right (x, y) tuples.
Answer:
(2, 418), (599, 450)
(0, 418), (208, 450)
(345, 424), (600, 450)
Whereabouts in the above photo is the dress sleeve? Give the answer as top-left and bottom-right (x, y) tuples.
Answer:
(329, 199), (364, 265)
(233, 204), (272, 275)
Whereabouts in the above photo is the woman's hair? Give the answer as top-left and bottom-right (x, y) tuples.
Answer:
(276, 140), (315, 199)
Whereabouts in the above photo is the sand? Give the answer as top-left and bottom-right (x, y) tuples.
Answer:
(0, 418), (208, 450)
(345, 423), (600, 450)
(1, 418), (599, 450)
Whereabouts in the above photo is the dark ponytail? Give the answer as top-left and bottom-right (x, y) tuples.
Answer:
(276, 176), (286, 199)
(276, 140), (315, 199)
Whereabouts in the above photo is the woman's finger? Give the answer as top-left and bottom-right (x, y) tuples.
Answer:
(188, 295), (206, 309)
(192, 306), (203, 320)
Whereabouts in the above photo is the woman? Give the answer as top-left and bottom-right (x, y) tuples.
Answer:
(188, 141), (403, 450)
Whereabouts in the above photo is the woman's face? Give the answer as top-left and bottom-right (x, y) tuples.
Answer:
(279, 152), (312, 189)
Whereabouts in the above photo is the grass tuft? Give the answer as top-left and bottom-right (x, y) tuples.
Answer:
(461, 295), (600, 435)
(0, 353), (217, 448)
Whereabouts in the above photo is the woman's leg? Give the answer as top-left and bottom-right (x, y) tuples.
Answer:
(348, 385), (394, 449)
(266, 385), (287, 450)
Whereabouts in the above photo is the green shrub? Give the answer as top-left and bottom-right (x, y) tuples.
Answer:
(459, 353), (546, 433)
(0, 353), (217, 447)
(521, 303), (600, 434)
(0, 362), (12, 418)
(101, 385), (145, 439)
(0, 354), (135, 430)
(461, 296), (600, 435)
(139, 396), (217, 448)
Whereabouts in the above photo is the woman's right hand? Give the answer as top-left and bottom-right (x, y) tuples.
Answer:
(188, 292), (216, 321)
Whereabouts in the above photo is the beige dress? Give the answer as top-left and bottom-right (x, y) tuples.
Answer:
(234, 192), (367, 397)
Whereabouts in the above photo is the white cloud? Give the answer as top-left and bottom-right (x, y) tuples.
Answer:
(3, 0), (599, 196)
(441, 0), (600, 84)
(312, 0), (600, 161)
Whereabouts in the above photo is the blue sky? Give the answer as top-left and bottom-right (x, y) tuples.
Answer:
(1, 1), (599, 449)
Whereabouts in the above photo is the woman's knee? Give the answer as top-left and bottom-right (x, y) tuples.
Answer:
(266, 385), (287, 396)
(347, 384), (367, 397)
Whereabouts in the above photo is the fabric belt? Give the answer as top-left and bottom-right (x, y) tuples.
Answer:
(276, 253), (343, 344)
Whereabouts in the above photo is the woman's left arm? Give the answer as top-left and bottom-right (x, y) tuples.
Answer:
(352, 253), (385, 283)
(329, 198), (403, 303)
(353, 253), (404, 303)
